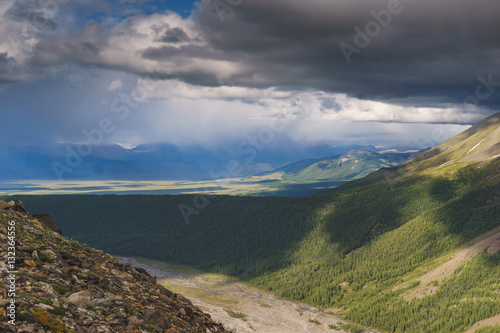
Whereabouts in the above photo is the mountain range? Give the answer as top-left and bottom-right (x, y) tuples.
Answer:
(0, 142), (408, 181)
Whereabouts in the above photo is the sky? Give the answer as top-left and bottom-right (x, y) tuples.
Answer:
(1, 0), (499, 155)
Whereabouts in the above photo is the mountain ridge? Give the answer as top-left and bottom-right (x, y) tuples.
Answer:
(404, 112), (500, 171)
(0, 143), (396, 181)
(268, 149), (417, 182)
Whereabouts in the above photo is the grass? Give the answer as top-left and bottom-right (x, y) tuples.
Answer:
(340, 323), (363, 333)
(38, 251), (55, 264)
(51, 284), (70, 295)
(258, 302), (272, 308)
(51, 307), (69, 316)
(39, 299), (53, 305)
(308, 317), (321, 325)
(1, 177), (337, 197)
(31, 308), (69, 333)
(225, 309), (245, 319)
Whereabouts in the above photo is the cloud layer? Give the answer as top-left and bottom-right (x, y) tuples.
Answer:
(0, 0), (499, 156)
(3, 0), (500, 107)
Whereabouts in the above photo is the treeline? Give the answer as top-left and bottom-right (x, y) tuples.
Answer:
(15, 194), (319, 277)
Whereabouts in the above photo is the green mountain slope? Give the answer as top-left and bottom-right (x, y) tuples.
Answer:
(402, 112), (500, 172)
(13, 112), (500, 333)
(273, 149), (416, 182)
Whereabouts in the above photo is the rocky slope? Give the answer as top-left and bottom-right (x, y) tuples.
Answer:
(0, 199), (229, 333)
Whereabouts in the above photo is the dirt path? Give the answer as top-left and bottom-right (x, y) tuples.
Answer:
(116, 257), (379, 333)
(463, 314), (500, 333)
(403, 226), (500, 300)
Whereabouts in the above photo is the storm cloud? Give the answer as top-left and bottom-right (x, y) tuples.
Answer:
(3, 0), (500, 112)
(194, 0), (500, 109)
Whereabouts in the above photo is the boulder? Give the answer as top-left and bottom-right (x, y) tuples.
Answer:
(13, 199), (27, 214)
(145, 309), (169, 330)
(32, 214), (63, 235)
(41, 249), (58, 259)
(35, 303), (54, 311)
(67, 290), (92, 309)
(0, 200), (14, 210)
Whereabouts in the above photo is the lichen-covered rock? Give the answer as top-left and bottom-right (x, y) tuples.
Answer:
(0, 200), (230, 333)
(66, 290), (92, 308)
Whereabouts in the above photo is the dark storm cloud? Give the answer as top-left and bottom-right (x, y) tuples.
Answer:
(191, 0), (500, 109)
(0, 51), (49, 83)
(157, 27), (190, 43)
(5, 0), (58, 31)
(2, 0), (500, 113)
(0, 53), (15, 64)
(81, 42), (100, 54)
(141, 43), (220, 61)
(27, 20), (108, 70)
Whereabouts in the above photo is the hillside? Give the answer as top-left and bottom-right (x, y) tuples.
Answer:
(399, 112), (500, 172)
(0, 200), (229, 333)
(12, 112), (500, 333)
(274, 149), (416, 182)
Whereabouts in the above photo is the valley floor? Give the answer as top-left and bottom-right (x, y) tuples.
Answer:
(2, 178), (344, 197)
(116, 257), (374, 333)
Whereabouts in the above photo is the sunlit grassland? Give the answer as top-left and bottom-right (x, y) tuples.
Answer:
(0, 176), (342, 197)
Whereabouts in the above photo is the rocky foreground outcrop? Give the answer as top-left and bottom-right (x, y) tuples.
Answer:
(0, 199), (229, 333)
